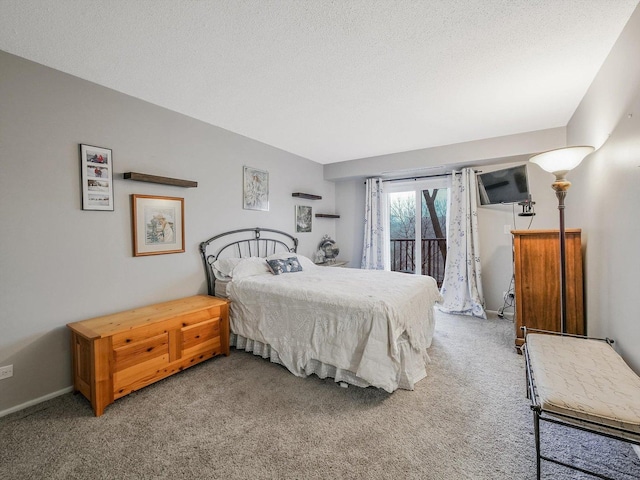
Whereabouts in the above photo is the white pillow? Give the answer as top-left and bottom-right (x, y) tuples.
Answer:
(296, 255), (317, 270)
(212, 257), (243, 280)
(266, 252), (316, 270)
(230, 257), (271, 279)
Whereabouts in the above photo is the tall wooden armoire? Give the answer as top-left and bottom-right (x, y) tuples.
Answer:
(512, 229), (584, 348)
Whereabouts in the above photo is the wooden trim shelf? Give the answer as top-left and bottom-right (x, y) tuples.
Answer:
(292, 192), (322, 200)
(315, 214), (340, 218)
(124, 172), (198, 188)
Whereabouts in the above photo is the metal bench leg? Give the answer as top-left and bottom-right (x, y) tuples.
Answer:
(534, 409), (541, 479)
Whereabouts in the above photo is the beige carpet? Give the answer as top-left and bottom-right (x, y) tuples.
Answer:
(1, 311), (638, 479)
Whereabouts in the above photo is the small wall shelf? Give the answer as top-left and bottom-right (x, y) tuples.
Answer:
(124, 172), (198, 188)
(292, 192), (322, 200)
(315, 214), (340, 218)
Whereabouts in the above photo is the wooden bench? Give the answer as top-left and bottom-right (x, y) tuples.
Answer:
(522, 328), (640, 479)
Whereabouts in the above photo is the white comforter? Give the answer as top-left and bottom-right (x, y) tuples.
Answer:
(227, 265), (442, 392)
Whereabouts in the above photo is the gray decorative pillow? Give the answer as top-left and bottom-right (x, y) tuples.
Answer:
(266, 257), (303, 275)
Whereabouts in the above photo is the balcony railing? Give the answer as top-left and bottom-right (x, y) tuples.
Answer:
(390, 238), (446, 287)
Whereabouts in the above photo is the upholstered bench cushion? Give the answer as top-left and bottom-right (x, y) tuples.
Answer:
(526, 333), (640, 438)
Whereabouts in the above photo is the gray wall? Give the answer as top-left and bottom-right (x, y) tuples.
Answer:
(0, 51), (335, 414)
(566, 5), (640, 372)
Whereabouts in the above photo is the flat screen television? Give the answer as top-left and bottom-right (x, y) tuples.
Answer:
(477, 165), (530, 205)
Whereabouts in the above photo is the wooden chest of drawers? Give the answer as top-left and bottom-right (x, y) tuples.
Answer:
(67, 295), (229, 416)
(512, 229), (584, 348)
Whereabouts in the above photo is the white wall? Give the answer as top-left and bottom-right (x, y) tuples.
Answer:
(566, 5), (640, 372)
(476, 163), (561, 313)
(333, 179), (366, 267)
(332, 131), (567, 311)
(325, 127), (566, 181)
(0, 51), (334, 413)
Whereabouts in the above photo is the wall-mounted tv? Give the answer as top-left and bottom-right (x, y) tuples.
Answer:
(477, 165), (530, 205)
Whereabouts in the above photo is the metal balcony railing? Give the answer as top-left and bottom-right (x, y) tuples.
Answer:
(390, 238), (446, 287)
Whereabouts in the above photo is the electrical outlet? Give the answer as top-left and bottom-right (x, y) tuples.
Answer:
(0, 365), (13, 380)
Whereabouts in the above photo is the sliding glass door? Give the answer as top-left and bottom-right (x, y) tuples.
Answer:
(386, 179), (449, 286)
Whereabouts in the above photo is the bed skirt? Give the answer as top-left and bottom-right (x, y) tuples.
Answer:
(230, 332), (428, 391)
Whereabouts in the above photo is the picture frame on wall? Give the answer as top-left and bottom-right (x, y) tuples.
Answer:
(132, 194), (185, 256)
(243, 166), (269, 211)
(296, 205), (312, 233)
(80, 144), (114, 211)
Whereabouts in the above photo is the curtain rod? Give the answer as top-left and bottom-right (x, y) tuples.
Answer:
(382, 172), (451, 183)
(365, 170), (481, 184)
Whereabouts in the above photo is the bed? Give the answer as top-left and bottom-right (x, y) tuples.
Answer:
(200, 227), (442, 392)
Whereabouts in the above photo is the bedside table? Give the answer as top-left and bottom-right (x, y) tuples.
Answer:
(316, 260), (348, 267)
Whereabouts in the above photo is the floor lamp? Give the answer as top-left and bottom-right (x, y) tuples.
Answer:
(529, 146), (594, 333)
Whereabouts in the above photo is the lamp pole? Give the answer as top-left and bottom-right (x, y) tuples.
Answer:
(552, 181), (570, 333)
(530, 145), (594, 336)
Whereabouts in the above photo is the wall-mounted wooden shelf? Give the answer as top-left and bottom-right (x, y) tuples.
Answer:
(292, 192), (322, 200)
(124, 172), (198, 188)
(315, 214), (340, 218)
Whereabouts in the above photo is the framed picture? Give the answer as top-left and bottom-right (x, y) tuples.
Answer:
(296, 205), (312, 233)
(243, 166), (269, 211)
(132, 194), (185, 256)
(80, 144), (114, 211)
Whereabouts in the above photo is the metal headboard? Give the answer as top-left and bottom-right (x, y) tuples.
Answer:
(200, 227), (299, 296)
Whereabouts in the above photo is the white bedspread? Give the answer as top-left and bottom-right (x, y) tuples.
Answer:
(228, 266), (442, 392)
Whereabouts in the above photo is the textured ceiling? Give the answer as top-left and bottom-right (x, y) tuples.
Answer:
(0, 1), (638, 164)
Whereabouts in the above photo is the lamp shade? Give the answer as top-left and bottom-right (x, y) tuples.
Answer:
(530, 146), (594, 176)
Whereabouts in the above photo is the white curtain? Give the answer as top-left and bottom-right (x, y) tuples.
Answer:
(361, 178), (385, 270)
(439, 168), (486, 318)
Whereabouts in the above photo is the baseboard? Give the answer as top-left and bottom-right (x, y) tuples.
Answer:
(0, 386), (73, 418)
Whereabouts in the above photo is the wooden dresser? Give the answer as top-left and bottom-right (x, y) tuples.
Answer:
(512, 229), (584, 348)
(67, 295), (229, 416)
